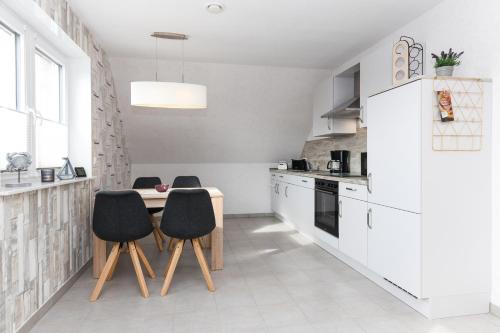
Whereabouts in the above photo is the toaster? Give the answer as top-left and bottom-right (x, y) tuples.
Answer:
(277, 161), (288, 170)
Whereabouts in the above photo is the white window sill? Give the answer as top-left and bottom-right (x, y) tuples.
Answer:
(0, 176), (95, 196)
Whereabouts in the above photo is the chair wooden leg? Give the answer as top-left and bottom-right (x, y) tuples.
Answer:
(128, 241), (149, 298)
(152, 228), (164, 251)
(106, 243), (122, 281)
(158, 228), (167, 241)
(168, 237), (176, 251)
(192, 238), (215, 292)
(160, 239), (184, 296)
(134, 241), (156, 279)
(90, 243), (121, 302)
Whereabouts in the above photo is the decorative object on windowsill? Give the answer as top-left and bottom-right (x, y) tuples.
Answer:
(392, 36), (424, 85)
(431, 49), (464, 77)
(4, 152), (32, 188)
(130, 32), (207, 109)
(74, 167), (87, 178)
(57, 157), (76, 180)
(40, 168), (55, 182)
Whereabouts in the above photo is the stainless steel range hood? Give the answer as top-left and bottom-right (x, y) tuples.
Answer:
(320, 95), (361, 119)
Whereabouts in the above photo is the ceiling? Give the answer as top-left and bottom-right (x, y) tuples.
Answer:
(68, 0), (440, 69)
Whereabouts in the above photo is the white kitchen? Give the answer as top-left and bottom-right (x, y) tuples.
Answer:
(0, 0), (499, 332)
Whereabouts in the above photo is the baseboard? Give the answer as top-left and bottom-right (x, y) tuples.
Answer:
(224, 213), (274, 219)
(16, 260), (91, 333)
(491, 303), (500, 318)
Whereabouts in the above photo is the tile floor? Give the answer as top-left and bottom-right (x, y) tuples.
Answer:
(31, 217), (500, 333)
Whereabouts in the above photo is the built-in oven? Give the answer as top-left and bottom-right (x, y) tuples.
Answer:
(314, 179), (339, 238)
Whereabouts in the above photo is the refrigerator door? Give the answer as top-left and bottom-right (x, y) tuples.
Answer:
(367, 80), (421, 213)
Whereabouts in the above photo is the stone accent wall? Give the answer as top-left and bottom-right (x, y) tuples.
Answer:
(0, 181), (91, 333)
(33, 0), (131, 190)
(301, 128), (367, 173)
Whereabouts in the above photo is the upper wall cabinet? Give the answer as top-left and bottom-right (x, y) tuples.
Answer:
(312, 68), (359, 137)
(359, 44), (393, 128)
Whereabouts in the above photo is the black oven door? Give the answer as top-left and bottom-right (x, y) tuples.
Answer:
(314, 188), (339, 238)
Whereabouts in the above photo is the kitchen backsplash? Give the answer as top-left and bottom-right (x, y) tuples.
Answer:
(301, 128), (367, 173)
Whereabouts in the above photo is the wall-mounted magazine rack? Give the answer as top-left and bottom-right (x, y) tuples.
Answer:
(432, 77), (483, 151)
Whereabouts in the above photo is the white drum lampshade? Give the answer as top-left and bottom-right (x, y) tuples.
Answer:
(131, 81), (207, 109)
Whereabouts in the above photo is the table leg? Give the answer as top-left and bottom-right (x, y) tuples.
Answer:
(93, 233), (107, 278)
(210, 196), (223, 270)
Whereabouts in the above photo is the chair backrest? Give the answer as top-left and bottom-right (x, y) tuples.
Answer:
(171, 176), (201, 188)
(133, 177), (162, 189)
(160, 189), (216, 240)
(93, 190), (153, 242)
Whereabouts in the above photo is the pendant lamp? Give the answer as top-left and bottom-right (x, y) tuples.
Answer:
(131, 32), (207, 109)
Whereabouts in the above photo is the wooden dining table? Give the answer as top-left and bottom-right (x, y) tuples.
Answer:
(92, 187), (224, 278)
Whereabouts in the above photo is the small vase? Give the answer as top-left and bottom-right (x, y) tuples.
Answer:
(435, 66), (454, 77)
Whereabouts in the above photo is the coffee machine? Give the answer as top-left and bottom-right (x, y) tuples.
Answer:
(327, 150), (350, 174)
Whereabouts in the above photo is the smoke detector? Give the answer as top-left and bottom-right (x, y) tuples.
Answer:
(206, 3), (224, 14)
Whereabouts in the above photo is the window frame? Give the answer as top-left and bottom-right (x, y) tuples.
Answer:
(0, 19), (21, 113)
(34, 46), (66, 125)
(0, 8), (69, 173)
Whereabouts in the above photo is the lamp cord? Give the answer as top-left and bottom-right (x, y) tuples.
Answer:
(181, 39), (185, 83)
(155, 37), (158, 81)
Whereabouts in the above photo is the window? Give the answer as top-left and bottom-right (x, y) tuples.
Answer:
(0, 16), (68, 171)
(34, 48), (67, 168)
(0, 21), (28, 170)
(0, 22), (17, 110)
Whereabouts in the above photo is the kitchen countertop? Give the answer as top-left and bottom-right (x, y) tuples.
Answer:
(269, 168), (368, 185)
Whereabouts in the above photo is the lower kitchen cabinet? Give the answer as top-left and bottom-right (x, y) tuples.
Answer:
(339, 196), (367, 265)
(367, 203), (422, 298)
(270, 174), (314, 237)
(287, 182), (314, 236)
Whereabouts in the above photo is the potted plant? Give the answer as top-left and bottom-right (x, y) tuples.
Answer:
(431, 49), (464, 76)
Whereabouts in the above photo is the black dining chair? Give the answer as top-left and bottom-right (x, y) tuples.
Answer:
(133, 177), (166, 251)
(171, 176), (202, 188)
(159, 189), (216, 296)
(90, 190), (156, 301)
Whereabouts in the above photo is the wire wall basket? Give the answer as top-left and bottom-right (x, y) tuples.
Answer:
(432, 77), (483, 151)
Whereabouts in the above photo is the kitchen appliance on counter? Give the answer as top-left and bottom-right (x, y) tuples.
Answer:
(291, 158), (311, 171)
(314, 179), (339, 238)
(361, 152), (367, 176)
(277, 161), (288, 170)
(327, 150), (350, 174)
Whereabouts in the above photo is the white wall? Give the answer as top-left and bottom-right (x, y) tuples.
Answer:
(328, 0), (500, 307)
(132, 163), (273, 214)
(112, 59), (328, 214)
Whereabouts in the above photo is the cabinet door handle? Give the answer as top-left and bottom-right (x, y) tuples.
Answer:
(345, 187), (357, 192)
(285, 186), (288, 198)
(277, 184), (280, 195)
(301, 180), (308, 183)
(367, 173), (372, 194)
(339, 200), (342, 218)
(367, 208), (373, 229)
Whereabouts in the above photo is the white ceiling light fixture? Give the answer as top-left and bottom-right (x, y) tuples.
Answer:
(206, 2), (224, 14)
(130, 32), (207, 109)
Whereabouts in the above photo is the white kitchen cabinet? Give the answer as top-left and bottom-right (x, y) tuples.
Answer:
(367, 203), (421, 298)
(359, 43), (393, 128)
(312, 75), (357, 137)
(288, 183), (314, 236)
(339, 196), (367, 265)
(270, 174), (314, 238)
(367, 80), (421, 213)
